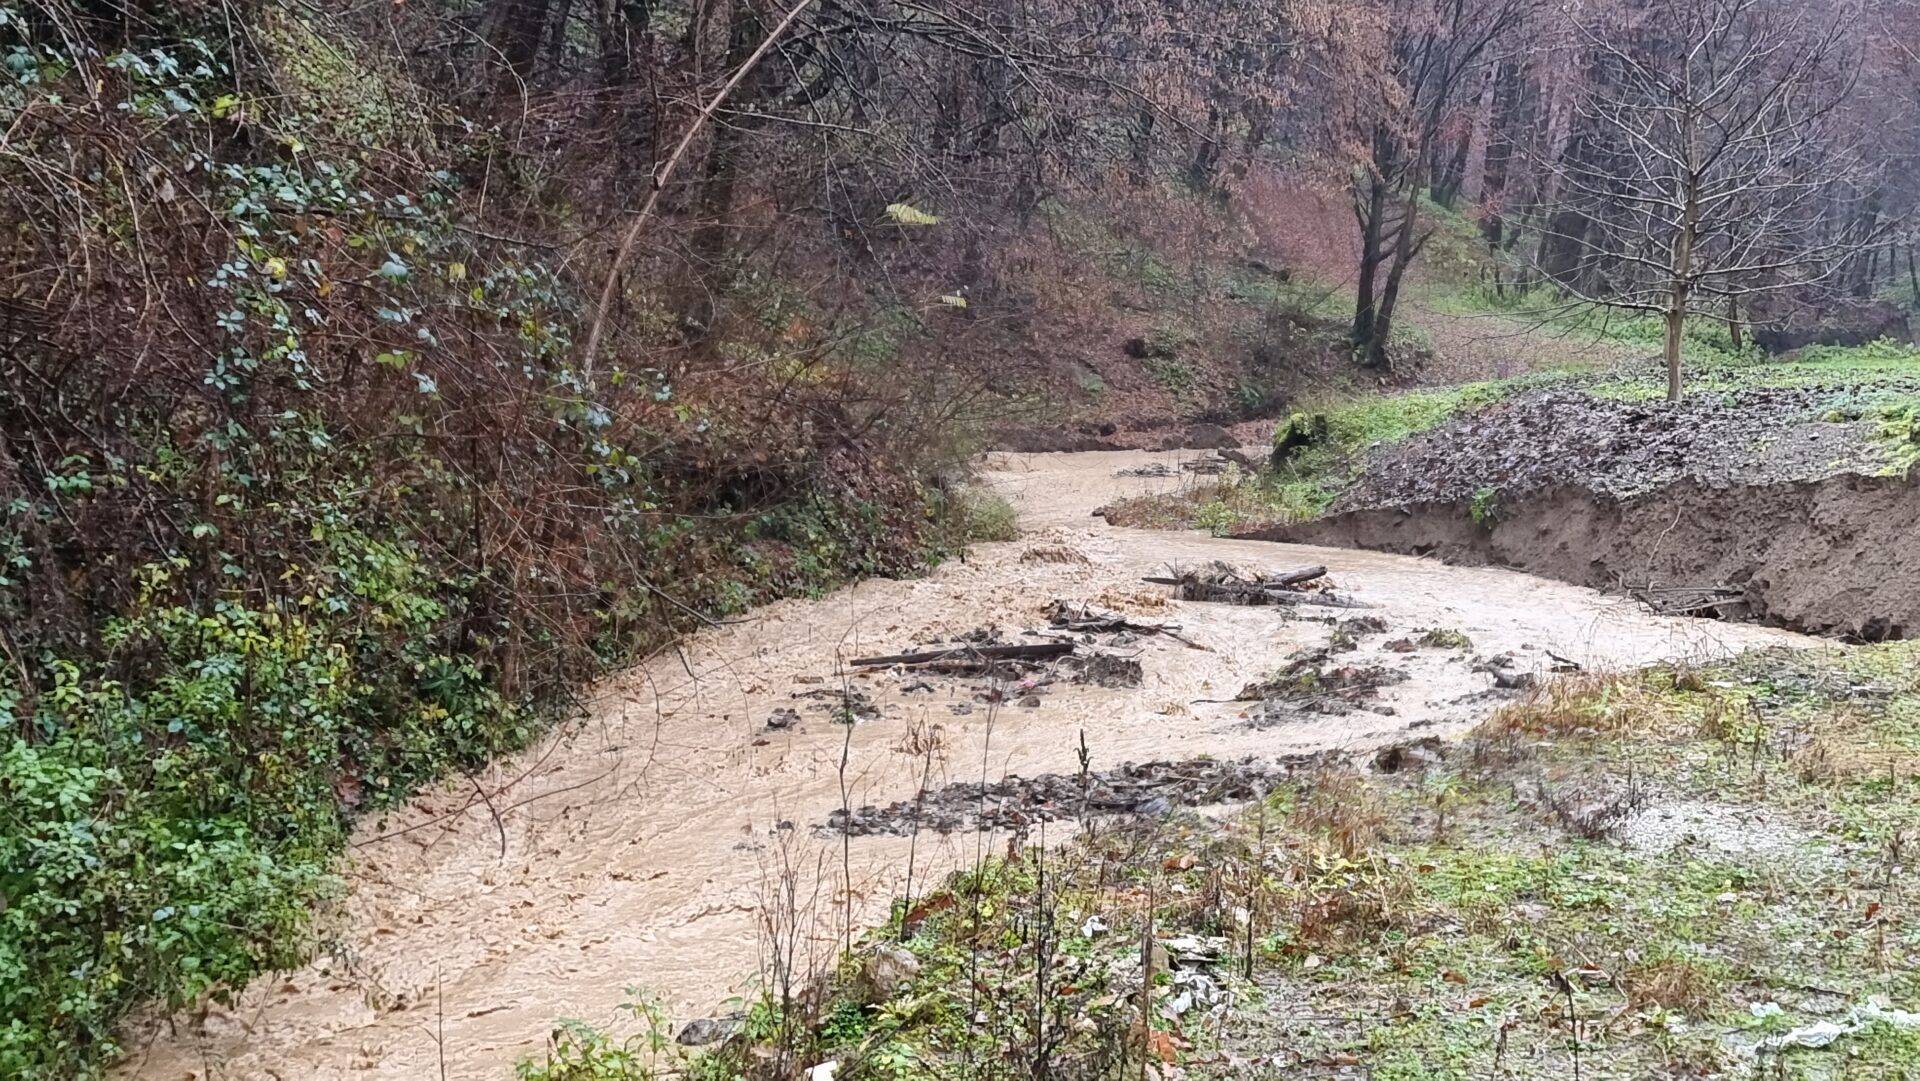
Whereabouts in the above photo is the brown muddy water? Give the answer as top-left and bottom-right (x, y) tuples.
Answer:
(117, 450), (1815, 1080)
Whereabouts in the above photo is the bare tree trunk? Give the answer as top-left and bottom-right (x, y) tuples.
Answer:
(1186, 103), (1226, 195)
(1668, 116), (1698, 403)
(578, 0), (815, 372)
(1128, 107), (1155, 187)
(487, 0), (553, 86)
(1727, 296), (1742, 351)
(1351, 169), (1389, 349)
(546, 0), (575, 67)
(1667, 201), (1693, 402)
(598, 0), (652, 86)
(685, 0), (766, 334)
(597, 0), (656, 173)
(1529, 68), (1577, 276)
(1665, 302), (1685, 402)
(1460, 64), (1497, 204)
(1367, 186), (1425, 369)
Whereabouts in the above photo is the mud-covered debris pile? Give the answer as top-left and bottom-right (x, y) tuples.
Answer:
(1235, 646), (1411, 727)
(1065, 651), (1144, 688)
(1047, 599), (1201, 649)
(1329, 614), (1391, 651)
(793, 687), (881, 724)
(1113, 450), (1255, 480)
(1148, 561), (1373, 609)
(832, 613), (1163, 714)
(850, 639), (1074, 672)
(826, 755), (1324, 836)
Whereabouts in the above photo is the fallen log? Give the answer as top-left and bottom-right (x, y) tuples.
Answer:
(1143, 576), (1373, 609)
(1234, 588), (1376, 610)
(1629, 582), (1745, 616)
(1046, 600), (1207, 649)
(850, 641), (1075, 667)
(1143, 565), (1327, 589)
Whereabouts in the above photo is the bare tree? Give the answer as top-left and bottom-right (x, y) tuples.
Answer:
(1348, 0), (1533, 370)
(1539, 0), (1878, 400)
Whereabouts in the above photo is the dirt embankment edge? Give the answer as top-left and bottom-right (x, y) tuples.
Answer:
(1244, 472), (1920, 640)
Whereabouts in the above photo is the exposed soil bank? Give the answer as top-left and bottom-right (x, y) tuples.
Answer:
(1254, 471), (1920, 640)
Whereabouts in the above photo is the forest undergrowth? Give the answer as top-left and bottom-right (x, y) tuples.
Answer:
(0, 5), (999, 1072)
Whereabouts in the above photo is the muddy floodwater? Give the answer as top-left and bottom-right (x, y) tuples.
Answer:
(118, 450), (1814, 1079)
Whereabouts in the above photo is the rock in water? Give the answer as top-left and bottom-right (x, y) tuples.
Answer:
(1182, 422), (1237, 449)
(1372, 737), (1444, 774)
(675, 1013), (743, 1046)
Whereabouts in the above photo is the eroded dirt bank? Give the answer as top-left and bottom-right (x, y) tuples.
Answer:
(117, 450), (1808, 1080)
(1256, 471), (1920, 640)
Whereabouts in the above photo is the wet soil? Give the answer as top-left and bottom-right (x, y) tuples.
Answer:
(1335, 385), (1897, 510)
(827, 755), (1320, 837)
(1263, 471), (1920, 640)
(115, 450), (1805, 1081)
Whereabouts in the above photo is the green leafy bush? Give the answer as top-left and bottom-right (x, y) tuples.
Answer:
(515, 996), (675, 1081)
(0, 5), (962, 1074)
(960, 488), (1020, 542)
(1468, 486), (1500, 527)
(1194, 497), (1243, 535)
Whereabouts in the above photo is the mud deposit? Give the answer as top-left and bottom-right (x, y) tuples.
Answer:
(1260, 471), (1920, 640)
(827, 755), (1320, 836)
(116, 450), (1805, 1080)
(1333, 385), (1900, 510)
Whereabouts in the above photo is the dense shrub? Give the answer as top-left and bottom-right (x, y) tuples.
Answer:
(0, 3), (961, 1072)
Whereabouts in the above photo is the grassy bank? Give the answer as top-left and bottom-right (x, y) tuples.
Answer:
(1105, 337), (1920, 535)
(554, 644), (1920, 1079)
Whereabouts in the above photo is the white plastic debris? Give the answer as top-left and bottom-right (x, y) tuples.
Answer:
(806, 1061), (840, 1081)
(1760, 1020), (1847, 1052)
(1751, 999), (1920, 1058)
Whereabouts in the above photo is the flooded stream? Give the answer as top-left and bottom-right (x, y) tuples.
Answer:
(118, 449), (1812, 1079)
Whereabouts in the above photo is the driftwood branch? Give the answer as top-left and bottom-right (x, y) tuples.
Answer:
(1145, 563), (1371, 609)
(1046, 600), (1207, 649)
(850, 641), (1075, 667)
(1143, 565), (1326, 589)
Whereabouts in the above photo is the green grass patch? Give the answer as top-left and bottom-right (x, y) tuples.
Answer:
(1112, 332), (1920, 534)
(1101, 379), (1543, 532)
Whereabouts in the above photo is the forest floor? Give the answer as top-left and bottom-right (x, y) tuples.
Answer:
(981, 226), (1638, 455)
